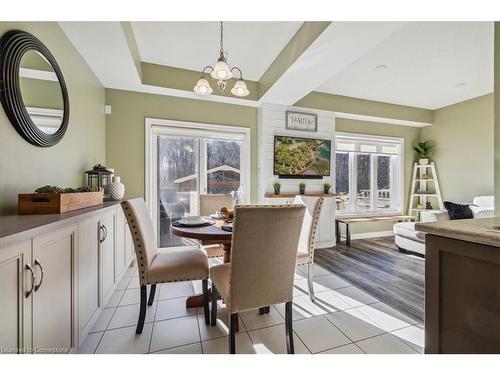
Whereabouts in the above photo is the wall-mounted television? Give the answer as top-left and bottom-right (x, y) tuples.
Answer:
(273, 135), (331, 179)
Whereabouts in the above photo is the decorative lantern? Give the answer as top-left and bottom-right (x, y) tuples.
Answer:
(85, 164), (113, 200)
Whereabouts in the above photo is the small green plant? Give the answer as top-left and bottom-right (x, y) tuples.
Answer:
(272, 181), (281, 195)
(35, 185), (95, 194)
(298, 181), (306, 195)
(323, 182), (332, 194)
(413, 141), (433, 160)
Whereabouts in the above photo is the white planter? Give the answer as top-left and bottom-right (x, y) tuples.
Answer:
(419, 158), (429, 165)
(109, 176), (125, 200)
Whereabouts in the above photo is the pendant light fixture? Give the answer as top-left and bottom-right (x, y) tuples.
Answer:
(193, 22), (249, 97)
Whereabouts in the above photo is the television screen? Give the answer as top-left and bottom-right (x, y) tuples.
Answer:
(273, 135), (331, 177)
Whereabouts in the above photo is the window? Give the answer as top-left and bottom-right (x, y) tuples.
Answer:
(146, 119), (250, 249)
(335, 133), (403, 215)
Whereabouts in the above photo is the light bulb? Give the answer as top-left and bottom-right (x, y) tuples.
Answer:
(231, 79), (249, 97)
(193, 78), (213, 96)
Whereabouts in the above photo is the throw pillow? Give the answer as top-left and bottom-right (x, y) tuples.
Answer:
(443, 201), (474, 220)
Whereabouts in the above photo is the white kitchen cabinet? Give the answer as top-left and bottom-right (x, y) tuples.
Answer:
(77, 214), (101, 343)
(263, 195), (336, 248)
(32, 225), (76, 353)
(100, 209), (116, 307)
(0, 202), (136, 354)
(0, 240), (32, 354)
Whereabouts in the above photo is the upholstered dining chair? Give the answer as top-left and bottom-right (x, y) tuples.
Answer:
(199, 193), (233, 217)
(210, 205), (306, 354)
(199, 193), (233, 258)
(293, 195), (324, 302)
(121, 198), (210, 334)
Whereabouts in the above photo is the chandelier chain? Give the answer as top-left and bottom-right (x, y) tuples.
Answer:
(219, 21), (224, 56)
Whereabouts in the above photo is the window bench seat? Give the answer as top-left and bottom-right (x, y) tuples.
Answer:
(335, 215), (416, 246)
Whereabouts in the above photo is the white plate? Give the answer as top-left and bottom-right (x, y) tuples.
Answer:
(178, 217), (209, 226)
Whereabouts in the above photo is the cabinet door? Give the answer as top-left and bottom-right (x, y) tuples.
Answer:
(316, 197), (335, 249)
(100, 210), (116, 306)
(115, 207), (126, 281)
(0, 240), (32, 354)
(78, 214), (101, 340)
(32, 225), (76, 353)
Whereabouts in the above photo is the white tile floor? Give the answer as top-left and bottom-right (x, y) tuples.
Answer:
(79, 262), (423, 354)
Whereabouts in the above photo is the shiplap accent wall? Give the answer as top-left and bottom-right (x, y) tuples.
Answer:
(258, 103), (336, 248)
(257, 103), (336, 199)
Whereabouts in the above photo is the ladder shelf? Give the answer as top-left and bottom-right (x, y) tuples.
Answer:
(408, 162), (444, 218)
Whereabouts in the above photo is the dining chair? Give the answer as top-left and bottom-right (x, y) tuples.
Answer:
(121, 198), (210, 334)
(199, 193), (233, 258)
(199, 193), (233, 217)
(293, 195), (324, 302)
(210, 204), (306, 354)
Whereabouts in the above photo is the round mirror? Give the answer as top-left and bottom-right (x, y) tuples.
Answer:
(0, 30), (69, 147)
(19, 50), (64, 135)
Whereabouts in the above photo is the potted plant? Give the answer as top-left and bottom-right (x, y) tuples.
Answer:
(299, 182), (306, 195)
(323, 182), (332, 194)
(272, 181), (281, 195)
(413, 141), (433, 165)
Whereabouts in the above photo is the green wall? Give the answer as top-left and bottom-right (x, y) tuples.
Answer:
(0, 22), (105, 215)
(420, 94), (494, 203)
(105, 89), (258, 202)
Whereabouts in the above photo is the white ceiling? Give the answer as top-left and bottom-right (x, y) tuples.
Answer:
(131, 21), (303, 81)
(316, 22), (493, 109)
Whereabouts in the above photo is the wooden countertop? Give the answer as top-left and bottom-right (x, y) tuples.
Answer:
(0, 201), (121, 248)
(415, 217), (500, 248)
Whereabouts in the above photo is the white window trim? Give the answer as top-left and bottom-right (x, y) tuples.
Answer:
(335, 132), (404, 218)
(145, 118), (251, 240)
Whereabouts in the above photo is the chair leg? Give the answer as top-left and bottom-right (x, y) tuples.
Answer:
(202, 279), (210, 325)
(136, 285), (147, 334)
(211, 284), (218, 326)
(148, 284), (156, 306)
(259, 306), (271, 314)
(229, 313), (237, 354)
(307, 263), (315, 302)
(285, 301), (294, 354)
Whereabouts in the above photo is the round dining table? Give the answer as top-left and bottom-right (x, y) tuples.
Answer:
(170, 219), (241, 330)
(170, 219), (232, 308)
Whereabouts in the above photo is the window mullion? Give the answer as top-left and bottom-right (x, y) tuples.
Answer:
(349, 152), (356, 213)
(199, 139), (207, 196)
(371, 155), (377, 212)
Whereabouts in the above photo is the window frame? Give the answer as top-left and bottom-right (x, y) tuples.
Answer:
(145, 118), (251, 248)
(335, 132), (404, 217)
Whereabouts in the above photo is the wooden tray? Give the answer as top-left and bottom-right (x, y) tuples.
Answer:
(18, 191), (104, 214)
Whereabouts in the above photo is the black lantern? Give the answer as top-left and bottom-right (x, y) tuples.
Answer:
(85, 164), (113, 200)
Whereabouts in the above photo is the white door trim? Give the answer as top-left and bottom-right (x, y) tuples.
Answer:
(145, 118), (251, 240)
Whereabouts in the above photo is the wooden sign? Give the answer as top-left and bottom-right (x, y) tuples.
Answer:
(286, 111), (317, 132)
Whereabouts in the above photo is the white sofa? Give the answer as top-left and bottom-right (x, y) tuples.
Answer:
(393, 196), (494, 256)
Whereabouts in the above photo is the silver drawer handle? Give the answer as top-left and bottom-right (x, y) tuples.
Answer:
(25, 263), (35, 298)
(34, 259), (44, 292)
(99, 225), (105, 243)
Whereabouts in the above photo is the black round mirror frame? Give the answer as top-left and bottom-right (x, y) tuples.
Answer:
(0, 30), (69, 147)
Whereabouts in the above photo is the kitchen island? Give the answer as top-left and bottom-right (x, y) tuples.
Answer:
(416, 217), (500, 354)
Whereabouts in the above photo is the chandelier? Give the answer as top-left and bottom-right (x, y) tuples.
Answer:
(193, 22), (249, 97)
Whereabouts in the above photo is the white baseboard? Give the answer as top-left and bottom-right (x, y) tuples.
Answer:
(350, 230), (394, 240)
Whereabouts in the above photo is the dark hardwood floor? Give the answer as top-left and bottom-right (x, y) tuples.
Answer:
(315, 236), (424, 323)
